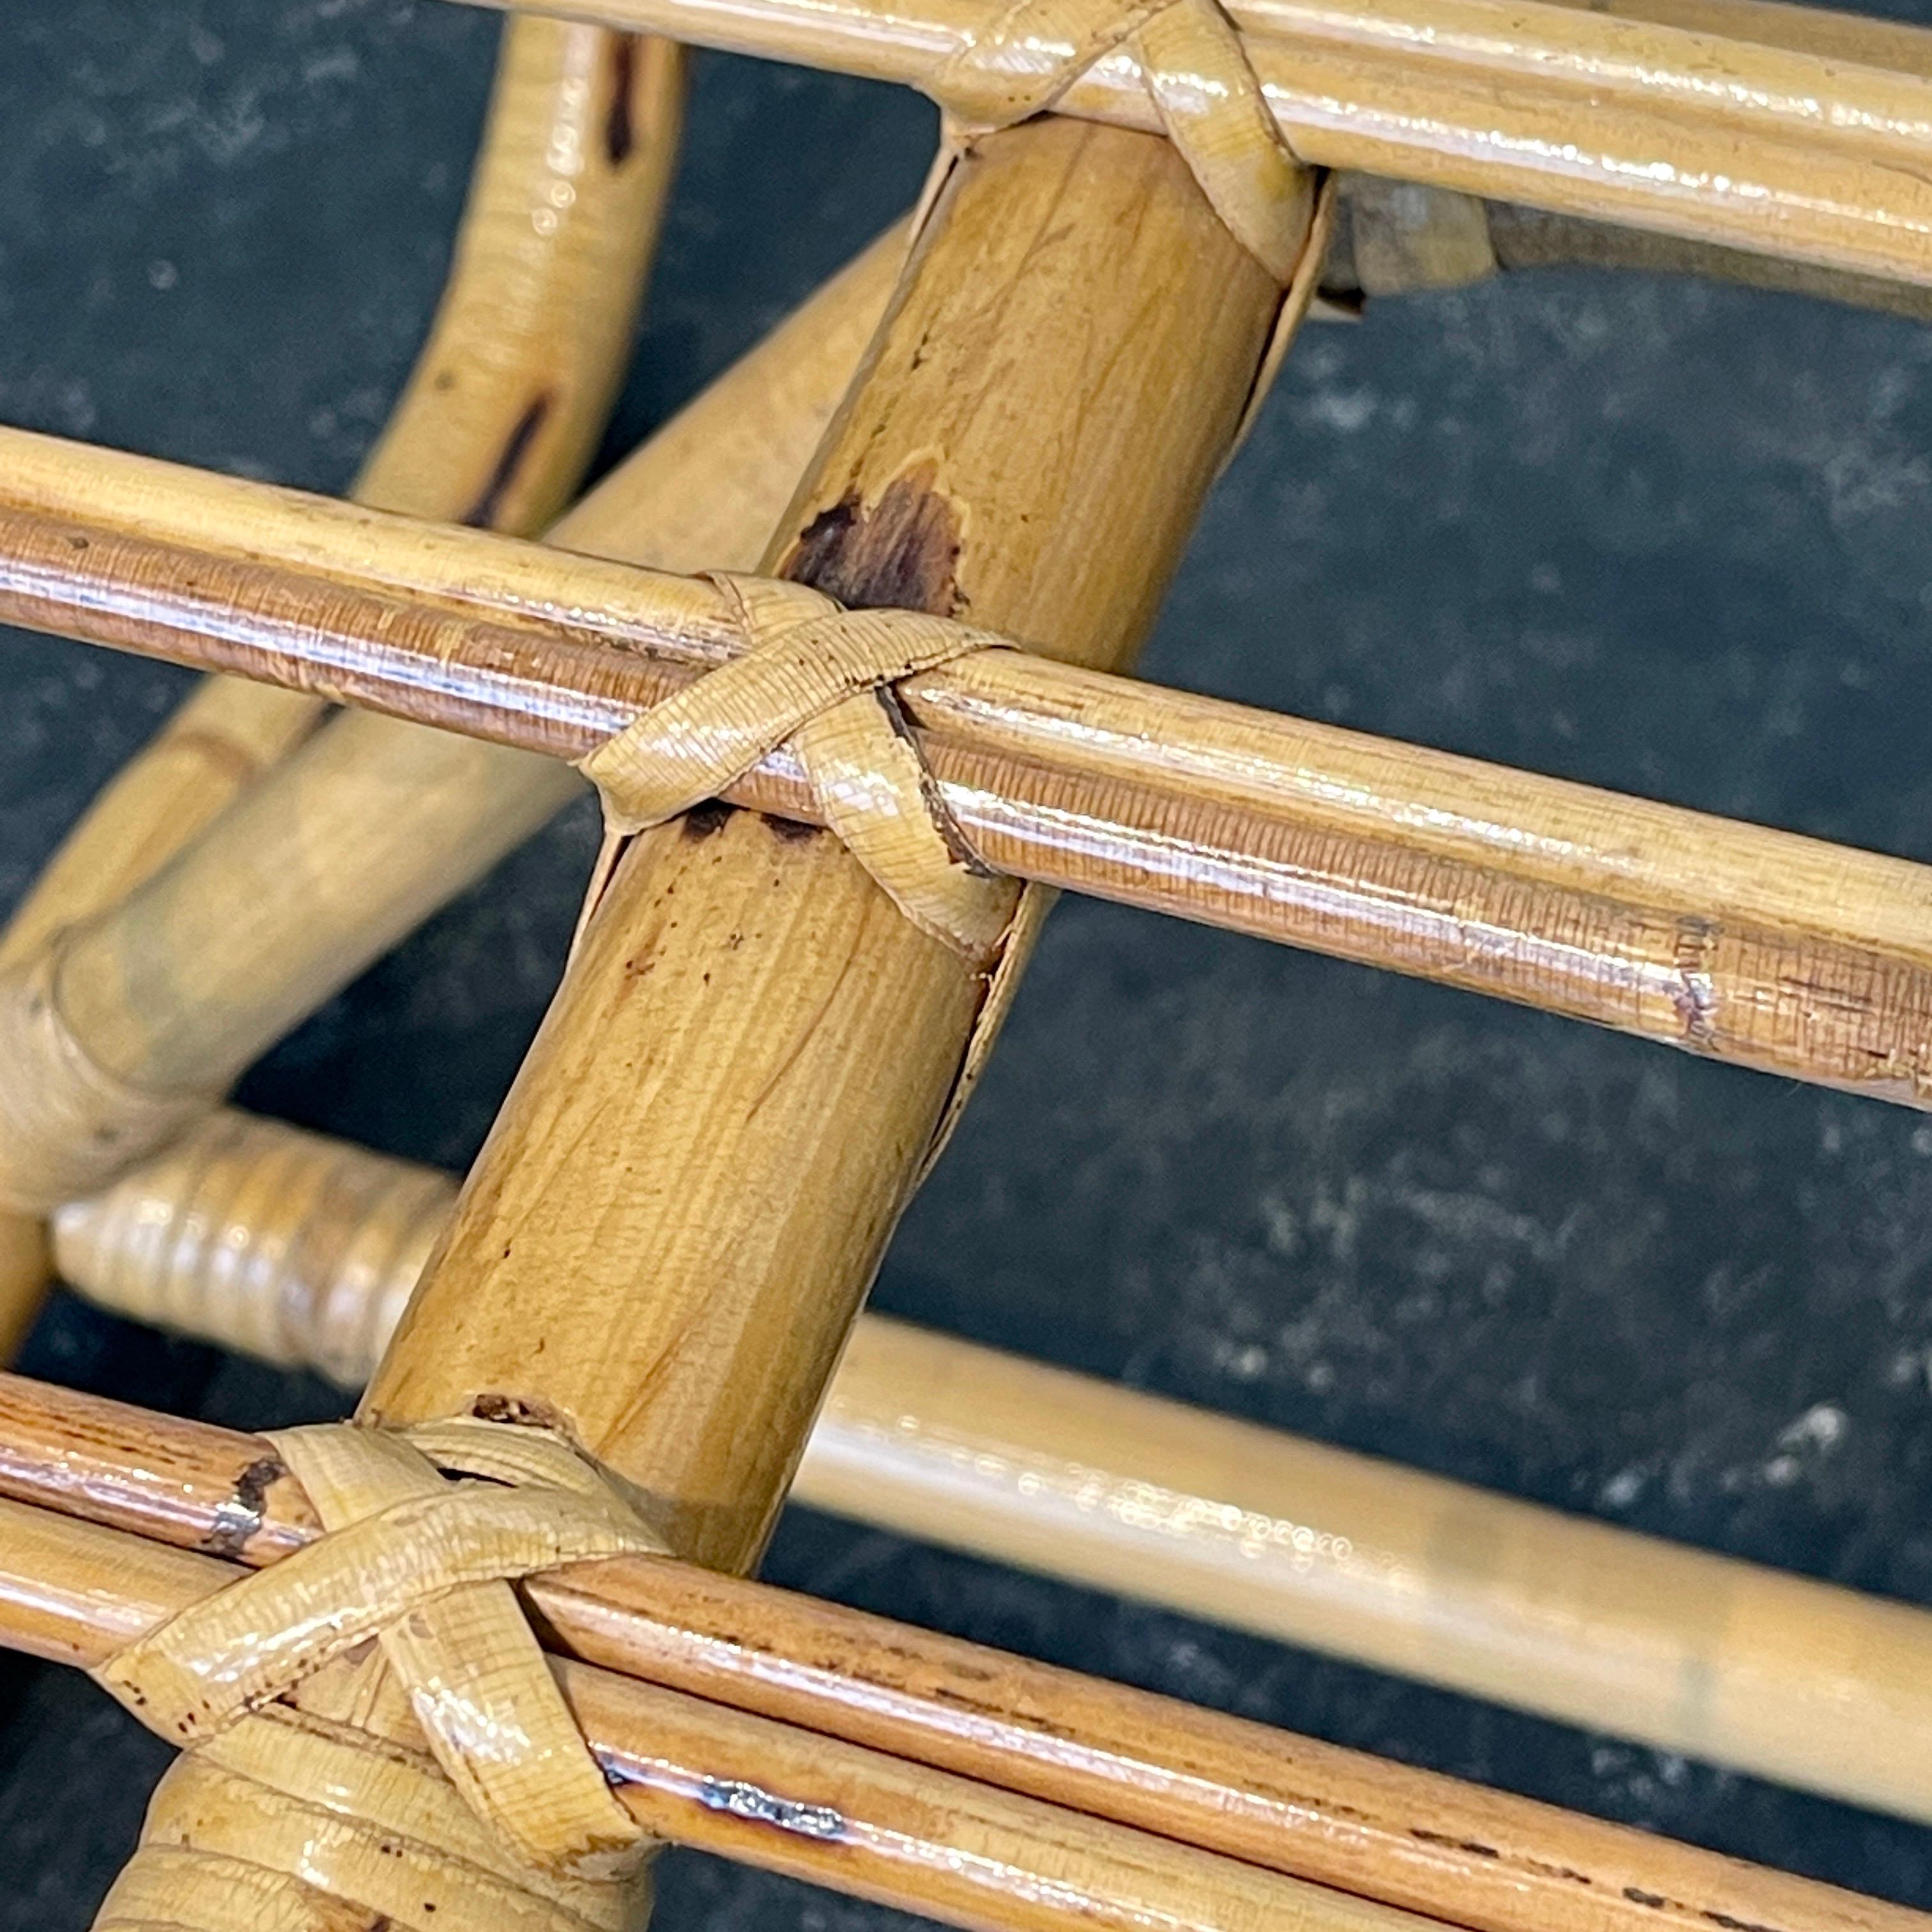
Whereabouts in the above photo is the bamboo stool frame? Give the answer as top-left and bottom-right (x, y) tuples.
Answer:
(6, 0), (1932, 1928)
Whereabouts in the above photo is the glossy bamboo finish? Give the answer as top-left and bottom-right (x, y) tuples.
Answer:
(0, 1370), (1919, 1932)
(362, 119), (1290, 1572)
(450, 0), (1932, 286)
(50, 1119), (1932, 1827)
(0, 1497), (1416, 1932)
(13, 415), (1932, 1108)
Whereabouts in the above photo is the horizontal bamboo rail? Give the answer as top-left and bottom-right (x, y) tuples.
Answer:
(0, 1369), (1916, 1932)
(8, 428), (1932, 1108)
(0, 1494), (1395, 1932)
(441, 0), (1932, 286)
(49, 1105), (1932, 1827)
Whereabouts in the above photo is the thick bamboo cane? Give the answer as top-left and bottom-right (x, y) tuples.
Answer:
(48, 1106), (1932, 1828)
(13, 417), (1932, 1112)
(434, 0), (1932, 287)
(0, 15), (685, 1353)
(0, 1368), (1917, 1932)
(358, 115), (1296, 1574)
(0, 1494), (1413, 1932)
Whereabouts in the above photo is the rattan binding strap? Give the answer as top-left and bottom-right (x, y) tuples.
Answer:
(931, 0), (1310, 282)
(91, 1417), (667, 1932)
(580, 572), (1025, 965)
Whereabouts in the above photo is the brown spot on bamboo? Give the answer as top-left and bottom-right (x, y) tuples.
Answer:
(201, 1452), (284, 1559)
(459, 392), (554, 530)
(761, 813), (820, 842)
(784, 469), (965, 617)
(470, 1391), (569, 1435)
(605, 35), (641, 167)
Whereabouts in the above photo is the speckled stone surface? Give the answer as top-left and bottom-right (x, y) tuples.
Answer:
(8, 2), (1932, 1924)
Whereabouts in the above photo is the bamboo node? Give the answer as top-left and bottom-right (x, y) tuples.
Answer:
(930, 0), (1311, 281)
(0, 948), (219, 1216)
(577, 570), (1024, 963)
(89, 1416), (669, 1931)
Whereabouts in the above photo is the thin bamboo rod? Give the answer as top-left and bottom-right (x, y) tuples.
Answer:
(0, 17), (684, 1352)
(49, 1106), (1932, 1829)
(0, 1368), (1916, 1932)
(10, 424), (1932, 1111)
(439, 0), (1932, 287)
(0, 1495), (1402, 1932)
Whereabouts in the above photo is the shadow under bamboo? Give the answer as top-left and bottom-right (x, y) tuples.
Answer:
(49, 1105), (1932, 1830)
(9, 418), (1932, 1110)
(0, 1368), (1918, 1932)
(0, 15), (685, 1353)
(0, 1494), (1403, 1932)
(442, 0), (1932, 288)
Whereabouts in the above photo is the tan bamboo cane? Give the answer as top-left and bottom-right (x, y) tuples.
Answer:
(71, 118), (1319, 1932)
(0, 15), (685, 1354)
(48, 1107), (1932, 1829)
(0, 1494), (1421, 1932)
(1332, 178), (1932, 321)
(356, 105), (1298, 1552)
(436, 0), (1932, 287)
(0, 1367), (1918, 1932)
(13, 418), (1932, 1114)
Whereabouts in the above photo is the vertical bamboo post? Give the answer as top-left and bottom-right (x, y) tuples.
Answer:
(0, 17), (684, 1355)
(362, 116), (1298, 1577)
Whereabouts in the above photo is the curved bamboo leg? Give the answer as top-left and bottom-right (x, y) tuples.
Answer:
(0, 17), (684, 1355)
(0, 229), (898, 1206)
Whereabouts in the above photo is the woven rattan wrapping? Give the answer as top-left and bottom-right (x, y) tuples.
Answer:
(91, 1419), (667, 1932)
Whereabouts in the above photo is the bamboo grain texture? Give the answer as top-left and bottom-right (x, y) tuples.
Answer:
(49, 1107), (1932, 1828)
(0, 17), (684, 1349)
(0, 1369), (1919, 1932)
(10, 419), (1932, 1105)
(443, 0), (1932, 285)
(360, 118), (1292, 1572)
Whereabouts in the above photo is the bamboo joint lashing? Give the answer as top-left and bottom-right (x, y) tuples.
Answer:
(95, 1416), (668, 1932)
(927, 0), (1312, 281)
(579, 572), (1026, 963)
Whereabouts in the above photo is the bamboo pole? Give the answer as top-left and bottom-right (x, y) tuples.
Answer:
(356, 114), (1296, 1575)
(0, 16), (685, 1353)
(432, 0), (1932, 288)
(0, 1368), (1917, 1932)
(0, 1494), (1411, 1932)
(47, 1107), (1932, 1828)
(0, 229), (905, 1222)
(13, 419), (1932, 1112)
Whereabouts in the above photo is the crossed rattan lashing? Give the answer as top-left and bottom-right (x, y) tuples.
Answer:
(6, 1), (1932, 1930)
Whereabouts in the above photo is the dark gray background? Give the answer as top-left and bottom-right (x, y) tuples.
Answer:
(8, 1), (1932, 1923)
